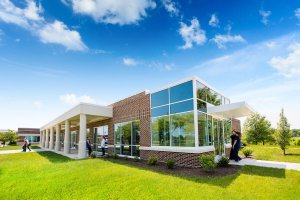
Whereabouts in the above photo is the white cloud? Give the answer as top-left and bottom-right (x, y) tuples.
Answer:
(33, 101), (42, 109)
(161, 0), (179, 16)
(269, 43), (300, 78)
(259, 10), (271, 25)
(265, 41), (277, 49)
(295, 8), (300, 24)
(209, 14), (219, 27)
(211, 34), (246, 49)
(0, 0), (87, 51)
(69, 0), (156, 25)
(123, 57), (138, 66)
(60, 94), (96, 106)
(148, 61), (174, 71)
(178, 17), (206, 49)
(38, 20), (87, 51)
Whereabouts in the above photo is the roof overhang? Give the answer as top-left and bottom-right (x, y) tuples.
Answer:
(207, 101), (255, 119)
(40, 103), (113, 130)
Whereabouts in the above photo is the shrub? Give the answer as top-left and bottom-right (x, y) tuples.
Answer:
(199, 154), (216, 171)
(134, 156), (139, 162)
(147, 156), (158, 166)
(124, 156), (129, 160)
(242, 148), (254, 158)
(291, 138), (300, 146)
(90, 152), (96, 159)
(106, 153), (111, 158)
(166, 159), (175, 169)
(112, 154), (119, 159)
(217, 156), (229, 167)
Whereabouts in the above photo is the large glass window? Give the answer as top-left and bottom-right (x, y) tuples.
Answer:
(170, 99), (193, 114)
(198, 112), (209, 146)
(196, 81), (207, 101)
(197, 99), (207, 112)
(170, 111), (195, 147)
(151, 116), (170, 146)
(170, 81), (193, 103)
(151, 89), (169, 108)
(224, 119), (232, 144)
(114, 121), (140, 157)
(151, 105), (169, 117)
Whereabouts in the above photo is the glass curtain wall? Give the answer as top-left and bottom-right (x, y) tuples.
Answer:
(114, 121), (140, 156)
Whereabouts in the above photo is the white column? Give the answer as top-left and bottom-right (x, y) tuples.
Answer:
(55, 124), (61, 151)
(78, 114), (87, 159)
(45, 129), (49, 148)
(49, 127), (54, 150)
(40, 131), (42, 146)
(42, 130), (45, 147)
(64, 120), (70, 154)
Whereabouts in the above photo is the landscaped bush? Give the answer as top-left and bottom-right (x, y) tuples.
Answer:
(242, 148), (254, 158)
(90, 152), (96, 159)
(106, 153), (111, 158)
(217, 156), (229, 167)
(147, 156), (158, 165)
(166, 159), (175, 169)
(199, 154), (216, 171)
(124, 156), (129, 160)
(291, 138), (300, 146)
(112, 153), (119, 159)
(134, 156), (139, 162)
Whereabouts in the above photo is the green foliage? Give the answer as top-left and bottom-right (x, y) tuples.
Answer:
(292, 129), (300, 137)
(291, 137), (300, 146)
(199, 154), (216, 171)
(275, 109), (292, 155)
(90, 152), (96, 159)
(242, 148), (254, 158)
(147, 156), (158, 165)
(112, 153), (119, 159)
(105, 153), (111, 158)
(134, 156), (139, 162)
(217, 156), (229, 167)
(243, 113), (274, 145)
(166, 159), (175, 169)
(124, 156), (129, 160)
(0, 130), (18, 144)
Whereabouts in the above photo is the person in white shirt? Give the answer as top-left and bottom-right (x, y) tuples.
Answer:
(25, 138), (31, 151)
(101, 136), (106, 156)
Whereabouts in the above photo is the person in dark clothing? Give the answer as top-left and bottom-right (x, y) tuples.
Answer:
(229, 130), (237, 160)
(86, 138), (92, 156)
(22, 139), (27, 152)
(232, 131), (242, 161)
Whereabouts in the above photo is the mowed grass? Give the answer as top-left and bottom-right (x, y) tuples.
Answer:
(246, 145), (300, 163)
(1, 152), (300, 200)
(0, 144), (40, 151)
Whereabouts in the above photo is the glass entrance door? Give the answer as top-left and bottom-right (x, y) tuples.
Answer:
(213, 119), (225, 156)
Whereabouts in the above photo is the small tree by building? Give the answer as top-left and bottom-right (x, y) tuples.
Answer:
(0, 130), (18, 145)
(243, 113), (273, 145)
(275, 108), (291, 155)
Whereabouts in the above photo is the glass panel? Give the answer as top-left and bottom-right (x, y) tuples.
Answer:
(207, 115), (213, 145)
(121, 146), (131, 156)
(215, 93), (222, 106)
(224, 119), (232, 144)
(151, 116), (170, 146)
(132, 146), (140, 157)
(151, 105), (169, 117)
(196, 81), (207, 101)
(197, 99), (207, 112)
(132, 121), (140, 145)
(114, 124), (121, 145)
(170, 100), (194, 114)
(220, 121), (224, 155)
(170, 81), (193, 103)
(115, 146), (120, 154)
(151, 89), (169, 108)
(122, 122), (131, 146)
(170, 111), (195, 147)
(206, 88), (213, 104)
(213, 119), (219, 155)
(198, 112), (208, 146)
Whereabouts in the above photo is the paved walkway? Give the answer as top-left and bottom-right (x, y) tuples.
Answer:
(0, 149), (47, 155)
(230, 158), (300, 171)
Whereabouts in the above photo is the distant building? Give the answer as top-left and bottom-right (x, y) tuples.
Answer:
(17, 128), (40, 144)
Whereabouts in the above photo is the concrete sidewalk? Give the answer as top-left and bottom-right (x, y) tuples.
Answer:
(230, 158), (300, 171)
(0, 149), (48, 155)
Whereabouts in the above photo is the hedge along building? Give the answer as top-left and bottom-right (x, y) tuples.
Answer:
(40, 76), (254, 167)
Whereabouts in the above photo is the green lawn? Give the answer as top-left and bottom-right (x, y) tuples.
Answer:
(245, 145), (300, 163)
(1, 152), (300, 199)
(0, 144), (40, 151)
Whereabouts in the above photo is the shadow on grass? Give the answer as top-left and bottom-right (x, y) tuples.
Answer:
(99, 158), (287, 188)
(36, 151), (74, 163)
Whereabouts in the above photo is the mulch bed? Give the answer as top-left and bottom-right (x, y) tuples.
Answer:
(100, 157), (241, 178)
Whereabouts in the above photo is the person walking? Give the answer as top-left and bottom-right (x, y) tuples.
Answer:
(229, 130), (237, 160)
(22, 138), (27, 152)
(86, 138), (92, 157)
(232, 131), (242, 162)
(101, 136), (106, 156)
(25, 138), (31, 152)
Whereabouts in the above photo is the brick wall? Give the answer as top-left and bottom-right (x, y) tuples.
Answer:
(140, 150), (214, 168)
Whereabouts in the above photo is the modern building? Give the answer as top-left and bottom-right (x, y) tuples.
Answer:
(40, 76), (254, 167)
(17, 128), (40, 144)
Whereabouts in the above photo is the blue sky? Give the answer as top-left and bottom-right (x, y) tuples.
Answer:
(0, 0), (300, 129)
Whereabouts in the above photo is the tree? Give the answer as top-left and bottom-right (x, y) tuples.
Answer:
(275, 108), (292, 155)
(243, 113), (273, 145)
(0, 130), (18, 145)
